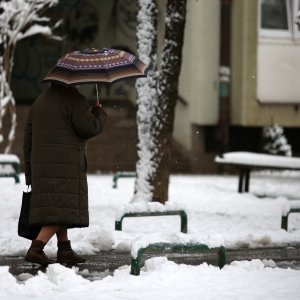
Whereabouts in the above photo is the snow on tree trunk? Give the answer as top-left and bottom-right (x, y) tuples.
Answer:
(151, 0), (187, 203)
(262, 124), (292, 157)
(0, 0), (61, 153)
(133, 0), (187, 204)
(132, 0), (158, 203)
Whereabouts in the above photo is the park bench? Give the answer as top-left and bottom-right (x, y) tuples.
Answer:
(281, 200), (300, 231)
(130, 242), (227, 275)
(0, 154), (20, 183)
(115, 209), (226, 274)
(215, 151), (300, 193)
(112, 171), (136, 188)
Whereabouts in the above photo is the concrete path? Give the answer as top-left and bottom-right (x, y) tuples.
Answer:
(1, 245), (300, 280)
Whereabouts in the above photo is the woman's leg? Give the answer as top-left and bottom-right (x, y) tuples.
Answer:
(56, 227), (68, 241)
(56, 228), (86, 264)
(36, 225), (62, 244)
(25, 225), (61, 265)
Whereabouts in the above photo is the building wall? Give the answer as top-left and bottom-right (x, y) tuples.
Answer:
(257, 42), (300, 104)
(175, 0), (220, 150)
(231, 0), (300, 127)
(6, 0), (300, 174)
(231, 0), (258, 126)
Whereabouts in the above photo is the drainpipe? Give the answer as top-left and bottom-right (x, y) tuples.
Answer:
(217, 0), (232, 154)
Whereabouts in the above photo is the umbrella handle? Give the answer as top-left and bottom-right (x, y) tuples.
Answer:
(96, 84), (100, 106)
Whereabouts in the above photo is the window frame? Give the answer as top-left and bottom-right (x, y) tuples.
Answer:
(259, 0), (293, 39)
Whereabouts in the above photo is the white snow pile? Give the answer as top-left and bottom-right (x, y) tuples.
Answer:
(1, 259), (300, 300)
(1, 173), (300, 255)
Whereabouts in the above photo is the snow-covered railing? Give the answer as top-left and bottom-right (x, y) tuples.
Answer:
(115, 201), (188, 233)
(0, 0), (61, 153)
(215, 152), (300, 193)
(130, 242), (226, 275)
(281, 200), (300, 231)
(112, 171), (136, 188)
(115, 210), (188, 233)
(0, 154), (20, 183)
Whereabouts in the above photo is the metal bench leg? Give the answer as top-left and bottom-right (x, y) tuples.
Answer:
(218, 246), (227, 268)
(180, 212), (188, 233)
(115, 219), (123, 231)
(238, 169), (245, 193)
(14, 174), (20, 184)
(281, 215), (288, 231)
(244, 169), (250, 192)
(12, 163), (20, 184)
(238, 168), (250, 193)
(131, 249), (144, 276)
(112, 175), (118, 189)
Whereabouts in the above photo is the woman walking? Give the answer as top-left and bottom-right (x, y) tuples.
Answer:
(23, 83), (107, 265)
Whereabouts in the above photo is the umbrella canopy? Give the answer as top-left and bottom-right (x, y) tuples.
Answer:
(42, 48), (149, 86)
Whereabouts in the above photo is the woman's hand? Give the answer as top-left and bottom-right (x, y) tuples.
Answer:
(95, 100), (101, 108)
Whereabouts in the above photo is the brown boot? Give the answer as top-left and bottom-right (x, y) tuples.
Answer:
(25, 240), (53, 266)
(57, 240), (86, 264)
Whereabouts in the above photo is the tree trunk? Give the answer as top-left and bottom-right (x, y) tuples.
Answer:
(150, 0), (187, 204)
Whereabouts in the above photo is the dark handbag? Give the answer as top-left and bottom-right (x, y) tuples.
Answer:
(18, 191), (41, 240)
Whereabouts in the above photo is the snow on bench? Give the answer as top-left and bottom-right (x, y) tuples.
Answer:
(0, 154), (20, 183)
(215, 152), (300, 193)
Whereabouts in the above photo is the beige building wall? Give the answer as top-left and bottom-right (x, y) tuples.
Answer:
(174, 0), (220, 150)
(231, 0), (300, 127)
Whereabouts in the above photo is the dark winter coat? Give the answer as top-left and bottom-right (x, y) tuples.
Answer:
(23, 84), (107, 228)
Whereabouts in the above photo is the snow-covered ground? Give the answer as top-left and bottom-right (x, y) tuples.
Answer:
(1, 172), (300, 299)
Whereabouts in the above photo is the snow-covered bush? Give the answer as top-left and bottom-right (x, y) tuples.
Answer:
(0, 0), (61, 153)
(262, 124), (292, 157)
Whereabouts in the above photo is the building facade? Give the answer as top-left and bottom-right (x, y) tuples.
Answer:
(5, 0), (300, 172)
(175, 0), (300, 171)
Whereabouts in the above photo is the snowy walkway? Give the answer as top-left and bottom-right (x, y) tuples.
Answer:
(1, 173), (300, 299)
(1, 245), (300, 281)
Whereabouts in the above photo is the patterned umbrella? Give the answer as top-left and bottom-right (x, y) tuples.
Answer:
(42, 47), (149, 86)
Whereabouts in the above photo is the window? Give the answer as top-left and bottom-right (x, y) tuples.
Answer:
(259, 0), (300, 39)
(261, 0), (289, 30)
